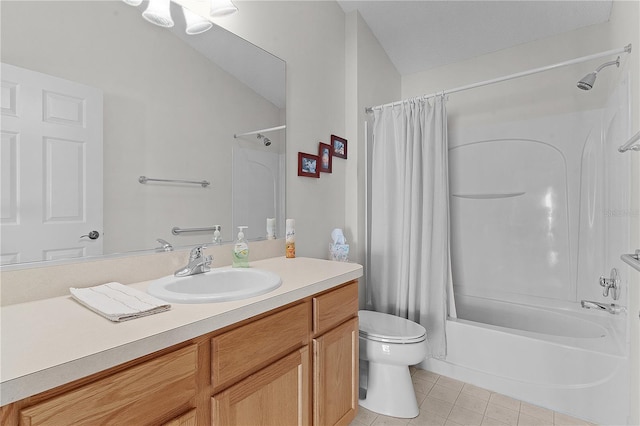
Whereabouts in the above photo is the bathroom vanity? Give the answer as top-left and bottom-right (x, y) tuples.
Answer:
(0, 257), (361, 425)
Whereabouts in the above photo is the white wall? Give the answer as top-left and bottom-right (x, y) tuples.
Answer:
(1, 1), (282, 253)
(343, 11), (401, 306)
(196, 1), (348, 259)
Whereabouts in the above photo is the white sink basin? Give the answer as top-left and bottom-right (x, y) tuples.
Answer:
(147, 268), (282, 303)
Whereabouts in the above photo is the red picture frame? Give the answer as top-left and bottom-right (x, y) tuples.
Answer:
(331, 134), (347, 159)
(318, 142), (333, 173)
(298, 152), (320, 178)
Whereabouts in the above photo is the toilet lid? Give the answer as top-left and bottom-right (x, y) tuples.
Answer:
(358, 310), (427, 344)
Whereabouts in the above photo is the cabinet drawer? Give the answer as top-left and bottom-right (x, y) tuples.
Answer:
(211, 302), (309, 391)
(20, 344), (198, 425)
(313, 280), (358, 336)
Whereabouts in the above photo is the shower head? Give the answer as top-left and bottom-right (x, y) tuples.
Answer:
(577, 72), (597, 90)
(577, 56), (620, 90)
(257, 133), (271, 146)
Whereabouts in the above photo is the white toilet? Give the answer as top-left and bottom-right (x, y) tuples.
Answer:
(358, 310), (428, 418)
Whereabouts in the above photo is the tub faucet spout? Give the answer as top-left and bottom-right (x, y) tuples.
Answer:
(580, 300), (626, 315)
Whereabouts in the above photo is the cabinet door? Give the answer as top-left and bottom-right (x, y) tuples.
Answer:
(313, 317), (358, 426)
(212, 346), (310, 426)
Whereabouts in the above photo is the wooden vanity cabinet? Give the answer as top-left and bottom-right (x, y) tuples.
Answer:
(312, 281), (359, 426)
(17, 344), (199, 426)
(210, 302), (311, 425)
(2, 280), (359, 426)
(163, 409), (197, 426)
(212, 346), (310, 425)
(210, 280), (359, 426)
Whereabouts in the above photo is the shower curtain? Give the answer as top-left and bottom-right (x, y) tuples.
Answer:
(368, 96), (453, 359)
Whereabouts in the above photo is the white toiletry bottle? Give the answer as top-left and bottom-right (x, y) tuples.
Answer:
(233, 226), (249, 268)
(212, 225), (222, 244)
(266, 218), (276, 240)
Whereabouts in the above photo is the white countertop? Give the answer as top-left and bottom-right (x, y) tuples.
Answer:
(0, 257), (363, 406)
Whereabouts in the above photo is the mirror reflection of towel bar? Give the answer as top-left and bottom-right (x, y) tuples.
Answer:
(451, 192), (525, 199)
(618, 131), (640, 153)
(139, 176), (210, 187)
(621, 250), (640, 272)
(172, 226), (217, 235)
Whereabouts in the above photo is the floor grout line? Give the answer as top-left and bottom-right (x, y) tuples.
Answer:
(351, 368), (595, 426)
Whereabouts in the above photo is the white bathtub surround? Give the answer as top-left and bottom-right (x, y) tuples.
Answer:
(436, 66), (633, 425)
(421, 295), (627, 425)
(367, 96), (453, 359)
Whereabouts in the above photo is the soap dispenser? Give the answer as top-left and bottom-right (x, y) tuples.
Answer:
(233, 226), (249, 268)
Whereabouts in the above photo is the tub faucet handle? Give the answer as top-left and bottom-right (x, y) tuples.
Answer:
(599, 267), (620, 300)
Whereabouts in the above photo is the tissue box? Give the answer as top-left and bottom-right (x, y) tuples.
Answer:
(329, 243), (349, 262)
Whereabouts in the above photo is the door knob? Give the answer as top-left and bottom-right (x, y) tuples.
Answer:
(80, 230), (100, 240)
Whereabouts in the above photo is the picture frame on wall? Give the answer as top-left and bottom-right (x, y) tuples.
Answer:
(298, 152), (320, 178)
(331, 134), (347, 159)
(318, 142), (333, 173)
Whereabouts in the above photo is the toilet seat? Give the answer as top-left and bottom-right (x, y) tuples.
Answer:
(358, 310), (426, 344)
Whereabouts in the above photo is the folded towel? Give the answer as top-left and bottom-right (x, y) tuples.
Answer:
(70, 282), (170, 322)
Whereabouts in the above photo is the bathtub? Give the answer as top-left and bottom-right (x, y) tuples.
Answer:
(421, 294), (629, 425)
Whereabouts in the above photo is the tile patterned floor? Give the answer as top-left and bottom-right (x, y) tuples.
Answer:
(351, 368), (595, 426)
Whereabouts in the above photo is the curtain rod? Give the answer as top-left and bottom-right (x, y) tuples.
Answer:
(619, 130), (640, 153)
(234, 125), (286, 138)
(365, 43), (632, 113)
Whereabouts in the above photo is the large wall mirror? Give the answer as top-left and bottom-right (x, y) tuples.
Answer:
(0, 1), (286, 267)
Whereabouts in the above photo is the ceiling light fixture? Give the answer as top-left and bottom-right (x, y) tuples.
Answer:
(142, 0), (174, 28)
(210, 0), (238, 17)
(183, 6), (213, 35)
(123, 0), (222, 35)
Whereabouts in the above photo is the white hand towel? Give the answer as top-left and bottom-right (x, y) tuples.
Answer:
(70, 282), (170, 322)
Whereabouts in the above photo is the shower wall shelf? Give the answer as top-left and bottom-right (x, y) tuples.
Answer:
(452, 192), (525, 199)
(139, 176), (210, 187)
(618, 130), (640, 153)
(621, 252), (640, 272)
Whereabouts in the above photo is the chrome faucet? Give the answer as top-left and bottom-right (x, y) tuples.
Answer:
(156, 238), (173, 252)
(175, 245), (212, 277)
(580, 300), (626, 315)
(599, 268), (620, 300)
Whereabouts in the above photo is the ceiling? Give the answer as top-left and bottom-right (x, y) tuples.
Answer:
(338, 1), (613, 75)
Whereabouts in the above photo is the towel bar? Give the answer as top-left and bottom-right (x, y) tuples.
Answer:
(172, 226), (217, 235)
(621, 251), (640, 272)
(139, 176), (210, 187)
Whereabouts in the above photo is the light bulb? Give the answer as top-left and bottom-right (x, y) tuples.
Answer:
(183, 7), (213, 35)
(142, 0), (174, 28)
(210, 0), (238, 17)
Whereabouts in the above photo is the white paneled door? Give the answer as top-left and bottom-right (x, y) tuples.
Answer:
(1, 63), (103, 265)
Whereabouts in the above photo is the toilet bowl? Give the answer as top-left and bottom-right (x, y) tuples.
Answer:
(358, 310), (428, 419)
